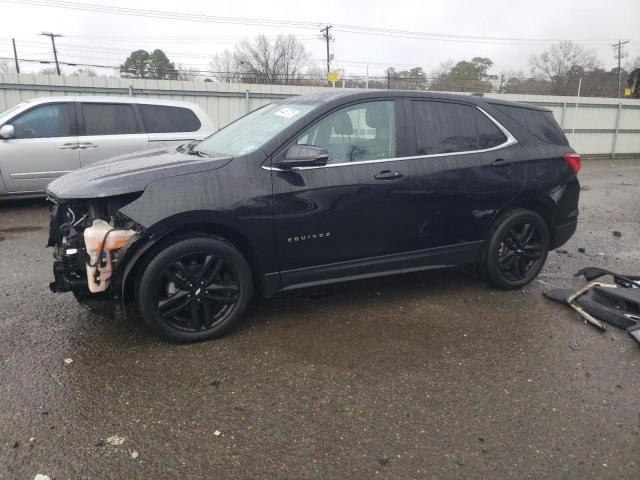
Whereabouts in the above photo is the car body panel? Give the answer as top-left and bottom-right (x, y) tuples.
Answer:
(1, 134), (81, 193)
(119, 150), (277, 277)
(47, 148), (232, 198)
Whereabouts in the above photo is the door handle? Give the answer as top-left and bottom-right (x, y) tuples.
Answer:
(375, 170), (404, 180)
(59, 143), (79, 150)
(490, 158), (513, 166)
(78, 143), (97, 149)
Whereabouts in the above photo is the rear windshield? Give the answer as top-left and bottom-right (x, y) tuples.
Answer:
(492, 104), (568, 146)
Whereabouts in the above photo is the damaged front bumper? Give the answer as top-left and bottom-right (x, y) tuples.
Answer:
(47, 195), (145, 314)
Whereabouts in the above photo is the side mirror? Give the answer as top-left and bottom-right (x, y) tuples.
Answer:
(0, 124), (14, 139)
(276, 145), (329, 169)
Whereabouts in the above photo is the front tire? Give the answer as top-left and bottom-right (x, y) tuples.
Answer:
(483, 209), (549, 290)
(137, 236), (252, 342)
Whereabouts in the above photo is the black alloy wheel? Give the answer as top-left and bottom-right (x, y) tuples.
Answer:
(497, 223), (545, 281)
(137, 236), (252, 342)
(155, 252), (239, 332)
(484, 209), (549, 289)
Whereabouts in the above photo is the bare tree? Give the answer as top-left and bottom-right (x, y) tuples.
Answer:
(39, 67), (60, 75)
(176, 64), (201, 82)
(626, 56), (640, 72)
(70, 68), (97, 77)
(211, 34), (312, 84)
(530, 41), (598, 95)
(0, 60), (15, 74)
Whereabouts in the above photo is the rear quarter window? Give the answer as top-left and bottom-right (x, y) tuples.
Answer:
(139, 105), (202, 133)
(474, 109), (507, 149)
(492, 104), (568, 146)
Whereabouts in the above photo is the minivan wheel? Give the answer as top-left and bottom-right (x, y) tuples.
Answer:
(483, 209), (549, 290)
(137, 236), (252, 342)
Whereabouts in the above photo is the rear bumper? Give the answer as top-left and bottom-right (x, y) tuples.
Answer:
(551, 220), (577, 250)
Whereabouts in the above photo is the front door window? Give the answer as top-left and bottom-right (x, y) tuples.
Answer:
(295, 101), (396, 164)
(11, 103), (72, 139)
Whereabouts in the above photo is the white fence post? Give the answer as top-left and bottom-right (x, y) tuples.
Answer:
(612, 103), (623, 159)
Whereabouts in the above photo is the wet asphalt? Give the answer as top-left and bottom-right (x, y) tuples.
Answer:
(0, 158), (639, 479)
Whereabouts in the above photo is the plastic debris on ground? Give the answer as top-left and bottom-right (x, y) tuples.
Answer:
(544, 267), (640, 346)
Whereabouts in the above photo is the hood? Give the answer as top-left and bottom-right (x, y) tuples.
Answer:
(46, 147), (232, 200)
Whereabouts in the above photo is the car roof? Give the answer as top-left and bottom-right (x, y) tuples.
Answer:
(283, 89), (550, 112)
(19, 95), (202, 108)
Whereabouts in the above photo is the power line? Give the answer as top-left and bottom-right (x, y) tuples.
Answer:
(0, 0), (625, 46)
(1, 39), (440, 73)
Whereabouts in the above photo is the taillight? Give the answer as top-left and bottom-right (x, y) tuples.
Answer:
(563, 152), (581, 174)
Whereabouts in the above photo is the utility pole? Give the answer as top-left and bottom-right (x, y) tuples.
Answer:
(387, 69), (391, 89)
(320, 25), (332, 76)
(11, 38), (19, 73)
(40, 32), (62, 75)
(611, 39), (629, 98)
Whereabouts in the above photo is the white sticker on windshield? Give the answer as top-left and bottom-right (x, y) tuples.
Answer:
(274, 107), (301, 118)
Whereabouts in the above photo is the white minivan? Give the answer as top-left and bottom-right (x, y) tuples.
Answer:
(0, 96), (215, 197)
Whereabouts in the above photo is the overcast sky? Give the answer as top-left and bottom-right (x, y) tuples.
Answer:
(0, 0), (638, 79)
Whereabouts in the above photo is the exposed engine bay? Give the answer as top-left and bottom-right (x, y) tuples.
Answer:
(47, 193), (144, 303)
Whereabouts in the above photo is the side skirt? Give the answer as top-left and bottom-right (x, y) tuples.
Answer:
(262, 241), (484, 297)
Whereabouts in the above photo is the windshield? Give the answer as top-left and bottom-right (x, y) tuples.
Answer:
(197, 102), (316, 156)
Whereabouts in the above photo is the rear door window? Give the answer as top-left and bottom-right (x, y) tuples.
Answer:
(81, 103), (139, 136)
(139, 104), (201, 133)
(11, 103), (72, 139)
(412, 101), (478, 155)
(475, 109), (507, 149)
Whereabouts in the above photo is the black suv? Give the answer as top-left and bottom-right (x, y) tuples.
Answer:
(47, 91), (580, 342)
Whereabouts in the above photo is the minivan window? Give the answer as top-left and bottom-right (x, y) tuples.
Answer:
(139, 104), (201, 133)
(197, 102), (315, 156)
(475, 109), (507, 149)
(295, 101), (396, 164)
(11, 103), (72, 139)
(82, 103), (139, 136)
(492, 104), (568, 146)
(413, 101), (477, 155)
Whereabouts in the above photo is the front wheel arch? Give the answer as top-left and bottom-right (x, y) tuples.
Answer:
(120, 221), (261, 307)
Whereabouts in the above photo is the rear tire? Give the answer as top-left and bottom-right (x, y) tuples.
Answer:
(483, 209), (549, 290)
(137, 236), (252, 342)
